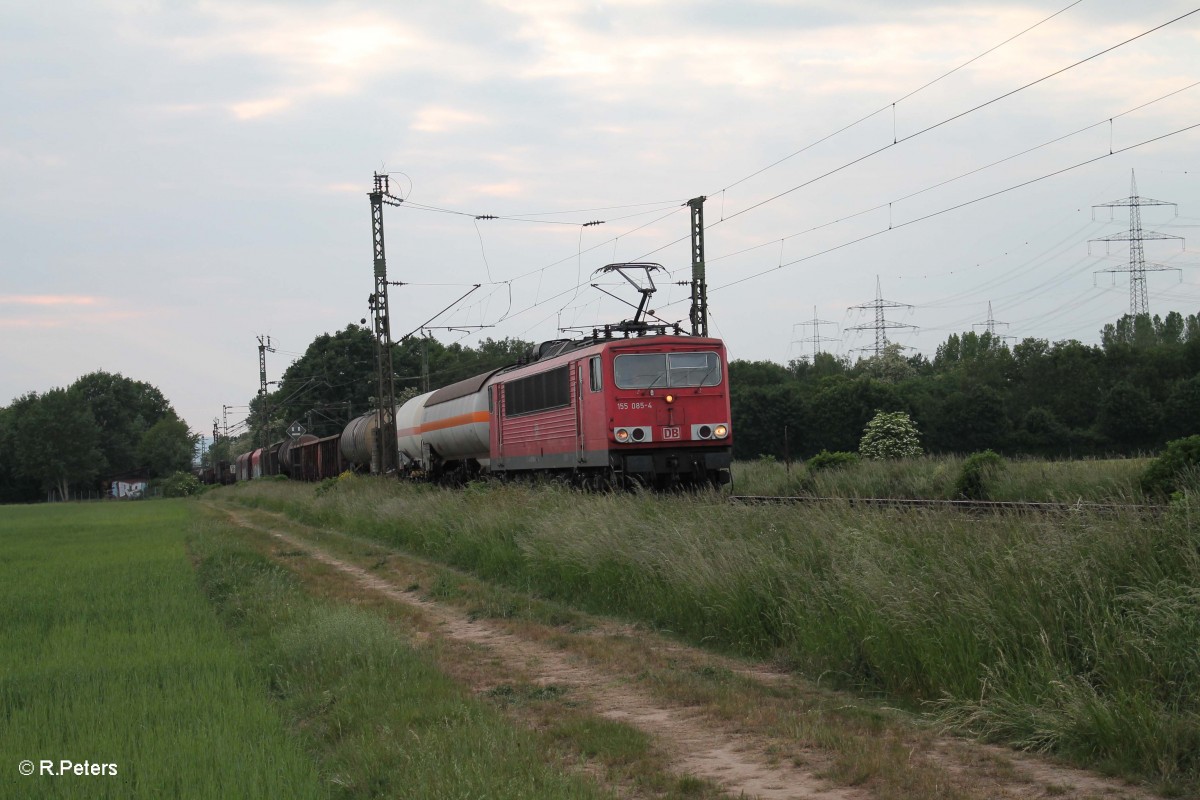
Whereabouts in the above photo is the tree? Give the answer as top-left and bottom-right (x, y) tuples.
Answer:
(859, 411), (923, 460)
(71, 371), (176, 477)
(788, 351), (849, 382)
(1097, 381), (1163, 453)
(730, 359), (793, 388)
(729, 384), (807, 460)
(1015, 407), (1070, 457)
(137, 417), (198, 478)
(261, 326), (534, 442)
(931, 385), (1011, 454)
(855, 342), (917, 384)
(809, 377), (905, 454)
(12, 389), (103, 500)
(266, 324), (377, 438)
(0, 398), (41, 503)
(1164, 376), (1200, 441)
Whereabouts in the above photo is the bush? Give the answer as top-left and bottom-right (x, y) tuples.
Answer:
(805, 450), (860, 472)
(315, 470), (357, 497)
(1140, 435), (1200, 498)
(161, 471), (202, 498)
(954, 450), (1005, 500)
(859, 411), (923, 460)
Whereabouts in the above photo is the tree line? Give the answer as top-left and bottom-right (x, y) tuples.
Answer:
(0, 372), (197, 503)
(207, 326), (534, 465)
(731, 311), (1200, 461)
(212, 311), (1199, 470)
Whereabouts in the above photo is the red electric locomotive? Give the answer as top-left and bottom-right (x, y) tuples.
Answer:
(396, 264), (732, 488)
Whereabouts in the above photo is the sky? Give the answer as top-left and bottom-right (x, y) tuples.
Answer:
(2, 0), (1198, 441)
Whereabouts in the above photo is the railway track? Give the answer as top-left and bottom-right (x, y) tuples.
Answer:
(728, 494), (1164, 515)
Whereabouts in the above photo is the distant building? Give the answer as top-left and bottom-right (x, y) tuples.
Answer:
(106, 469), (150, 499)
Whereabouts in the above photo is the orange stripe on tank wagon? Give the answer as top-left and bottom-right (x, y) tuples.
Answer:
(419, 411), (490, 434)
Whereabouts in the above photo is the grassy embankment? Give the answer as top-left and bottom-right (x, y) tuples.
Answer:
(0, 501), (621, 799)
(731, 454), (1152, 502)
(0, 501), (322, 799)
(221, 474), (1200, 795)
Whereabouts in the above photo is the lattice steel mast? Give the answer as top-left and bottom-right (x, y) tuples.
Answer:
(256, 334), (274, 453)
(972, 301), (1011, 340)
(846, 276), (916, 357)
(368, 173), (400, 475)
(792, 305), (840, 359)
(687, 196), (709, 337)
(1091, 170), (1183, 316)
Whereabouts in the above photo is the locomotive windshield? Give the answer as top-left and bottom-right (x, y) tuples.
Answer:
(614, 352), (721, 389)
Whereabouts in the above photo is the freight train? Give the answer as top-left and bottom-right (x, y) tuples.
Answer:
(223, 265), (734, 489)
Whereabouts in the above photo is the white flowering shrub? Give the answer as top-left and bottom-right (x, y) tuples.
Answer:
(859, 411), (923, 460)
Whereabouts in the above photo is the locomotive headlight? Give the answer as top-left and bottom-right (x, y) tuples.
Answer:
(665, 394), (674, 403)
(714, 424), (729, 438)
(698, 425), (712, 439)
(615, 428), (630, 442)
(631, 428), (646, 441)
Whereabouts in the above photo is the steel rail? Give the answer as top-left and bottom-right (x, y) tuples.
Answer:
(727, 495), (1164, 515)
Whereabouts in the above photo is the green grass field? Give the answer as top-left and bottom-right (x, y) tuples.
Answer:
(0, 500), (621, 800)
(0, 501), (323, 799)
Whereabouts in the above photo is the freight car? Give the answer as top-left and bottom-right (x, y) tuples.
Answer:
(233, 263), (733, 489)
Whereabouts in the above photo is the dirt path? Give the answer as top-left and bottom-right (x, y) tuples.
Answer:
(217, 506), (1156, 800)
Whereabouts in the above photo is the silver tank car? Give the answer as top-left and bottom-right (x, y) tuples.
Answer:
(340, 411), (382, 472)
(397, 369), (501, 474)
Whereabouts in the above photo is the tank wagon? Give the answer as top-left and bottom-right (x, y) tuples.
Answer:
(232, 332), (732, 489)
(233, 264), (733, 489)
(397, 334), (732, 488)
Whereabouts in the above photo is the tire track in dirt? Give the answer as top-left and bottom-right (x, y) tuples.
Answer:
(218, 507), (1159, 800)
(225, 509), (863, 800)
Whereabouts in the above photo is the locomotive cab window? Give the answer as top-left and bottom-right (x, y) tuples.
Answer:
(614, 352), (721, 389)
(668, 352), (721, 387)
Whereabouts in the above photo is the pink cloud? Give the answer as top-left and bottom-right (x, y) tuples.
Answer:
(0, 295), (100, 306)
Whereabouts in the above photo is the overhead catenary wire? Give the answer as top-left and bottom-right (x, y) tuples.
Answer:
(653, 122), (1200, 305)
(633, 8), (1200, 264)
(374, 10), (1199, 361)
(378, 10), (1197, 353)
(697, 80), (1200, 276)
(714, 0), (1087, 197)
(430, 118), (1199, 348)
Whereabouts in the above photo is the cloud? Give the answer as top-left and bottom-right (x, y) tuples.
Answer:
(228, 95), (293, 120)
(473, 180), (525, 198)
(0, 295), (100, 306)
(0, 296), (151, 329)
(410, 106), (490, 133)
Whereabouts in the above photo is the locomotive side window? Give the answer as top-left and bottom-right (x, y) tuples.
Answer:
(589, 356), (602, 392)
(614, 352), (721, 389)
(504, 365), (571, 416)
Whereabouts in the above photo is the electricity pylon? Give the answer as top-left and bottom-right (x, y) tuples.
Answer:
(1091, 170), (1183, 317)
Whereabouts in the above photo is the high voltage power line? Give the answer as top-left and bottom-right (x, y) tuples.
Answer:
(711, 0), (1086, 198)
(391, 5), (1189, 296)
(383, 8), (1199, 348)
(695, 81), (1200, 273)
(687, 123), (1200, 301)
(634, 8), (1200, 265)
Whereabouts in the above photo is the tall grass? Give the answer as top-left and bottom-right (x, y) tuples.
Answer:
(0, 502), (323, 799)
(189, 515), (615, 800)
(222, 477), (1200, 793)
(732, 454), (1151, 503)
